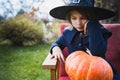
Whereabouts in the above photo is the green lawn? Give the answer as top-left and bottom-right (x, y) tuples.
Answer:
(0, 43), (51, 80)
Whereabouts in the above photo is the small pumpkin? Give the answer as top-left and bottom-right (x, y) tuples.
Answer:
(65, 51), (113, 80)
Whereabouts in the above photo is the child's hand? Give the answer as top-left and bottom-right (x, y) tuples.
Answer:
(84, 20), (89, 36)
(51, 46), (65, 63)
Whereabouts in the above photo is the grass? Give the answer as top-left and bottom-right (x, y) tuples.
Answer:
(0, 42), (51, 80)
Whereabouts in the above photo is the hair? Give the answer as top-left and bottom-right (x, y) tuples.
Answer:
(66, 9), (95, 23)
(66, 10), (88, 24)
(66, 11), (72, 24)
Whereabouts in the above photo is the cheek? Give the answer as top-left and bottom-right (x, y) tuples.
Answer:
(81, 20), (88, 26)
(83, 20), (88, 24)
(71, 20), (75, 25)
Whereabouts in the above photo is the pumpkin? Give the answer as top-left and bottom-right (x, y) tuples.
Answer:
(65, 51), (113, 80)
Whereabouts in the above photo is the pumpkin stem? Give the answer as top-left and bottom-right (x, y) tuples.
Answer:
(86, 48), (93, 56)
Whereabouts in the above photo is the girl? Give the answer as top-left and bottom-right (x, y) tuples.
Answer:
(49, 0), (119, 79)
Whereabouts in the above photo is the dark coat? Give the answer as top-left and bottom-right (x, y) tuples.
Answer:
(50, 21), (120, 80)
(51, 21), (112, 58)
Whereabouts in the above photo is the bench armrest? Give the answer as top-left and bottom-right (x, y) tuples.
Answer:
(42, 53), (59, 80)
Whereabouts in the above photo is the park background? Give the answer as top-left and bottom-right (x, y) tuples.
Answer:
(0, 0), (120, 80)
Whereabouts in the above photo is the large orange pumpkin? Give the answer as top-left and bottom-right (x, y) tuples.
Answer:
(65, 51), (113, 80)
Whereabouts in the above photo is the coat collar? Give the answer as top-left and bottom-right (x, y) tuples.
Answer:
(68, 27), (78, 44)
(68, 27), (87, 44)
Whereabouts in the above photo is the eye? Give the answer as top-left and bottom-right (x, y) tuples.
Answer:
(80, 17), (87, 20)
(71, 17), (77, 20)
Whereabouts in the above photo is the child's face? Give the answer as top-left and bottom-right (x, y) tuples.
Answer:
(70, 10), (88, 31)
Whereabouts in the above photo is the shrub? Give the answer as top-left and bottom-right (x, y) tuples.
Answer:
(0, 15), (44, 46)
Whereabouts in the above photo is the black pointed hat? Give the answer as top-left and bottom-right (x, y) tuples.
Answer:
(50, 0), (116, 20)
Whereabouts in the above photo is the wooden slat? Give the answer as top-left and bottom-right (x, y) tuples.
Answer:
(51, 69), (56, 80)
(42, 53), (58, 69)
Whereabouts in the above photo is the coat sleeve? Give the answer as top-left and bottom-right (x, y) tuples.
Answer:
(86, 21), (112, 57)
(50, 30), (67, 54)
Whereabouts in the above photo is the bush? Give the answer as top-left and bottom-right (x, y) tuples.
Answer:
(0, 15), (44, 46)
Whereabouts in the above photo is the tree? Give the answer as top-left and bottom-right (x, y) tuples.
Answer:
(95, 0), (120, 23)
(0, 0), (45, 19)
(0, 16), (5, 24)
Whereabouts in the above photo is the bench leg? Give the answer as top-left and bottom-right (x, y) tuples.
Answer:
(50, 69), (56, 80)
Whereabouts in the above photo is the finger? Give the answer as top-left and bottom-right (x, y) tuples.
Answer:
(60, 53), (65, 63)
(58, 57), (62, 63)
(51, 54), (57, 59)
(54, 54), (62, 63)
(50, 55), (55, 59)
(51, 55), (58, 61)
(84, 21), (89, 36)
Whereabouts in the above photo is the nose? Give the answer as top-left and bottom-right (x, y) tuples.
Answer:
(76, 18), (82, 24)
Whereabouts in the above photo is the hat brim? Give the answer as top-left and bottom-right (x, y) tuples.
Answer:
(50, 6), (116, 20)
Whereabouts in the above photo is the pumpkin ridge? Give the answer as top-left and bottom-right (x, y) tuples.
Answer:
(76, 53), (91, 80)
(72, 54), (85, 80)
(86, 58), (93, 80)
(77, 59), (90, 80)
